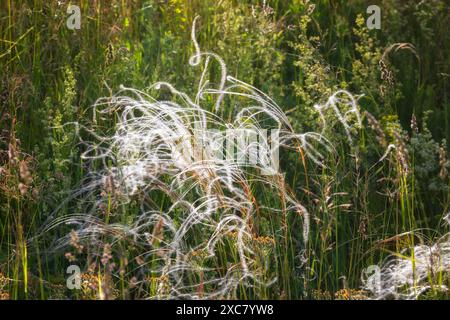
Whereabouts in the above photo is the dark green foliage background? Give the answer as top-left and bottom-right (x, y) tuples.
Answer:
(0, 0), (449, 299)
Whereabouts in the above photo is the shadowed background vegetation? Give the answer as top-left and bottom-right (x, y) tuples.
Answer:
(0, 0), (449, 299)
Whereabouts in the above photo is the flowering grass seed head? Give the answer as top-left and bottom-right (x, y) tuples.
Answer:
(43, 16), (363, 299)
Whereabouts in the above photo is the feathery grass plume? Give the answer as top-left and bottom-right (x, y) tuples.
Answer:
(364, 213), (450, 300)
(43, 16), (361, 299)
(313, 90), (362, 144)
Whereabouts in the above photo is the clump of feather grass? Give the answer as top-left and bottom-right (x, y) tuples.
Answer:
(40, 16), (362, 299)
(364, 213), (450, 300)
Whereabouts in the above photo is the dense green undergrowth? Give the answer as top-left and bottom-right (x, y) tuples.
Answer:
(0, 0), (449, 299)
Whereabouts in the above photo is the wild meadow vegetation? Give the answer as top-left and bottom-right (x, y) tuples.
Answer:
(0, 0), (449, 300)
